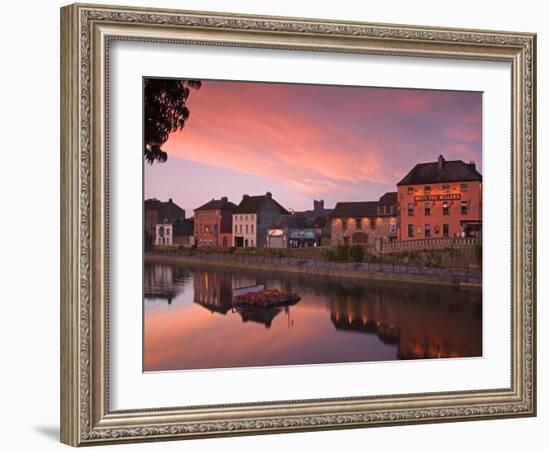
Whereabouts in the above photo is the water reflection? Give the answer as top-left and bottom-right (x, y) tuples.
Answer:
(144, 262), (482, 371)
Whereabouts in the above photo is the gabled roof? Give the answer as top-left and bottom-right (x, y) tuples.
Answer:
(397, 158), (482, 186)
(331, 201), (379, 218)
(234, 194), (288, 215)
(195, 198), (237, 212)
(378, 192), (398, 205)
(145, 198), (185, 221)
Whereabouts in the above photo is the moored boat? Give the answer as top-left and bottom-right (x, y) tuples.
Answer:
(233, 287), (301, 308)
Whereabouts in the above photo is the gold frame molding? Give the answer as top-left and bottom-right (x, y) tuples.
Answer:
(60, 3), (537, 446)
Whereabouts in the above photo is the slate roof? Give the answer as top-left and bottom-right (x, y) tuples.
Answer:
(378, 192), (398, 205)
(331, 201), (379, 218)
(195, 198), (237, 212)
(145, 198), (185, 222)
(397, 159), (482, 186)
(173, 218), (194, 236)
(235, 194), (288, 215)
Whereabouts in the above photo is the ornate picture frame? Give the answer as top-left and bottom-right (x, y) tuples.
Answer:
(60, 3), (536, 446)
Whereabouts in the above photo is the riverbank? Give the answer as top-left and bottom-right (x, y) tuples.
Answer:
(145, 251), (482, 288)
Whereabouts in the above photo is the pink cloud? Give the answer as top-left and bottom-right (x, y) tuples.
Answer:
(157, 81), (482, 198)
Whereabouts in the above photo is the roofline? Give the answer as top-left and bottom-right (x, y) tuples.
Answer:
(397, 177), (483, 186)
(396, 159), (482, 186)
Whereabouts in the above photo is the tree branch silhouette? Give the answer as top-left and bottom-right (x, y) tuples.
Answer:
(144, 78), (202, 164)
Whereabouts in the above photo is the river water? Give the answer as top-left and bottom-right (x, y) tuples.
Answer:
(144, 261), (482, 371)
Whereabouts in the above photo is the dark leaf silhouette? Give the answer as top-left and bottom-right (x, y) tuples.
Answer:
(144, 78), (202, 164)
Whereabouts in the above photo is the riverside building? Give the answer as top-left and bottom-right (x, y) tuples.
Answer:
(397, 155), (482, 241)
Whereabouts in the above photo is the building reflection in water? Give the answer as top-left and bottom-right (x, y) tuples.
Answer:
(144, 263), (191, 305)
(192, 270), (234, 314)
(192, 269), (293, 328)
(328, 283), (481, 359)
(144, 262), (482, 367)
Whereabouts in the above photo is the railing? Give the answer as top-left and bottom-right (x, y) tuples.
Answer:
(382, 237), (478, 253)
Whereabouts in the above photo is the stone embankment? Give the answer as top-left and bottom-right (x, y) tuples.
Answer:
(145, 251), (481, 288)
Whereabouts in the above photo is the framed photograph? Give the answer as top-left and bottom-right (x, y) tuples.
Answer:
(60, 3), (537, 446)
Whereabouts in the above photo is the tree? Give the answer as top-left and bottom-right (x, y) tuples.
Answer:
(144, 78), (202, 164)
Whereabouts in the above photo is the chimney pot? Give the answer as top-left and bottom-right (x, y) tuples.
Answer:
(266, 191), (272, 198)
(168, 198), (173, 203)
(221, 196), (228, 202)
(437, 155), (445, 170)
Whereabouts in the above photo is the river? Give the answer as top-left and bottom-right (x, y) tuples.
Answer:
(144, 261), (482, 371)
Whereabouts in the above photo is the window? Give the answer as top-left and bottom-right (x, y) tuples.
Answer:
(234, 225), (237, 233)
(461, 201), (468, 215)
(370, 219), (376, 230)
(355, 218), (362, 230)
(251, 240), (254, 247)
(251, 224), (254, 234)
(166, 228), (170, 235)
(407, 187), (414, 195)
(407, 203), (414, 216)
(424, 224), (431, 238)
(443, 224), (449, 237)
(408, 224), (414, 238)
(239, 224), (243, 233)
(443, 202), (450, 215)
(245, 224), (249, 234)
(342, 219), (347, 231)
(424, 185), (431, 194)
(390, 223), (397, 235)
(424, 202), (431, 216)
(461, 183), (469, 192)
(442, 184), (450, 191)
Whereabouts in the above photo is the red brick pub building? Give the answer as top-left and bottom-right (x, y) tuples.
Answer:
(194, 197), (237, 247)
(397, 155), (482, 241)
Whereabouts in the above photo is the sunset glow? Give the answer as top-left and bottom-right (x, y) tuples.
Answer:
(145, 80), (482, 213)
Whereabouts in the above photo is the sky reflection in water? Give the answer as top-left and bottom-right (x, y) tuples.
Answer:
(144, 262), (482, 371)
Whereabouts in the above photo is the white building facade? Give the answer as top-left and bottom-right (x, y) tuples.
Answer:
(232, 213), (257, 248)
(155, 223), (173, 245)
(232, 193), (289, 248)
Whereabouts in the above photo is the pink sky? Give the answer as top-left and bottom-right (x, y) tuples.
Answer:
(144, 80), (482, 213)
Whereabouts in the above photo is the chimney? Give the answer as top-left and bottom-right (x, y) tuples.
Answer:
(221, 196), (228, 203)
(243, 194), (249, 200)
(314, 200), (324, 211)
(168, 198), (173, 203)
(266, 191), (272, 199)
(469, 160), (476, 169)
(437, 155), (445, 170)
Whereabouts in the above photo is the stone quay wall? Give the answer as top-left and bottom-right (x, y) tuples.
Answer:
(145, 251), (481, 288)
